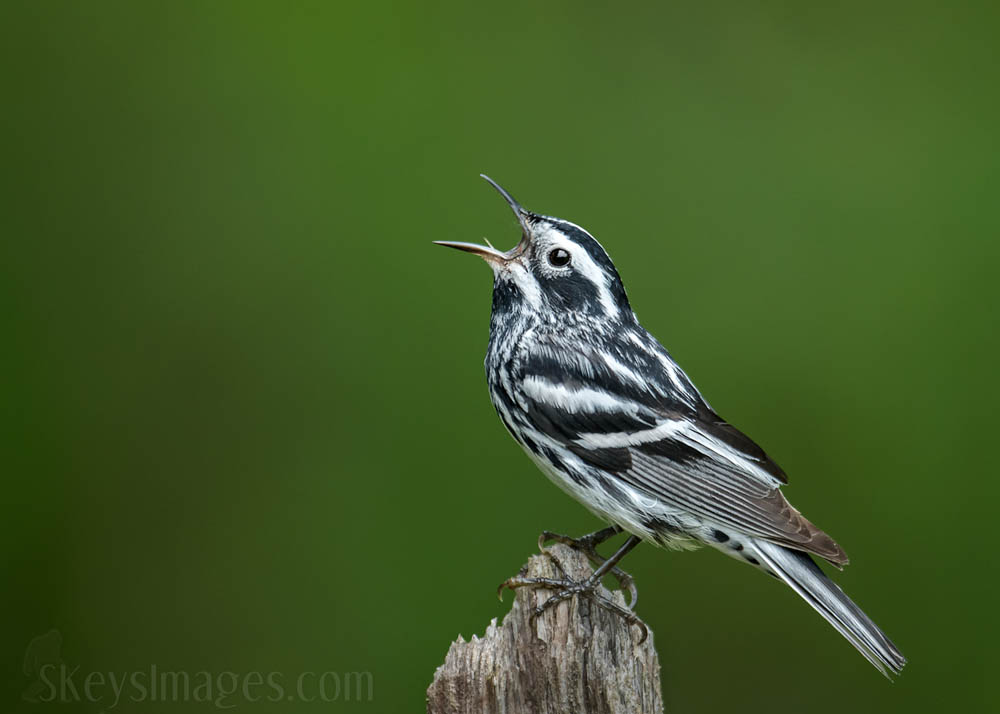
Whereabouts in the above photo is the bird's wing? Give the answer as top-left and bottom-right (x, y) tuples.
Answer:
(516, 333), (847, 565)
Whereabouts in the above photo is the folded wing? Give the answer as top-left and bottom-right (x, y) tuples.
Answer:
(516, 337), (847, 566)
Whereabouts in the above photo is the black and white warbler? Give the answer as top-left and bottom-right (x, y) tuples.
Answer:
(436, 176), (905, 676)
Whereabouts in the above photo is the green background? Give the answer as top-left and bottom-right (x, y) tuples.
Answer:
(3, 1), (997, 712)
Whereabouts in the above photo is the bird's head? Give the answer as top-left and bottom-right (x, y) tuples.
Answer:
(436, 175), (632, 322)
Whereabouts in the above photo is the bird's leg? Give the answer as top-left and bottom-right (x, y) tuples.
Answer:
(499, 535), (648, 643)
(540, 525), (621, 551)
(538, 526), (638, 609)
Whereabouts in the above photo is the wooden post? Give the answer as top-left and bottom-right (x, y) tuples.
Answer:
(427, 543), (664, 714)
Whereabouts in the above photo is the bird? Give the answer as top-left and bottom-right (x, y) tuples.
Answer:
(435, 175), (906, 677)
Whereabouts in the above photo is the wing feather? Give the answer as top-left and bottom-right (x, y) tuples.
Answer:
(515, 333), (846, 565)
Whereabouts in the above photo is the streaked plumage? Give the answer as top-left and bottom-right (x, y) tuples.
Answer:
(436, 176), (905, 676)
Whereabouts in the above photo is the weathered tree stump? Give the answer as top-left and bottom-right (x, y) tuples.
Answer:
(427, 543), (664, 714)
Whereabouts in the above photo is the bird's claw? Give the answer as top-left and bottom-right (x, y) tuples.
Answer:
(499, 568), (648, 644)
(537, 529), (639, 610)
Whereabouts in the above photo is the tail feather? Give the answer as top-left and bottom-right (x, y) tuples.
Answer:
(752, 539), (906, 678)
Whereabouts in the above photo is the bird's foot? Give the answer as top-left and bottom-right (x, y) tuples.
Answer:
(497, 558), (649, 643)
(537, 527), (638, 610)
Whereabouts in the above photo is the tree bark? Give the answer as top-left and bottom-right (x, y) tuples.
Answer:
(426, 543), (664, 714)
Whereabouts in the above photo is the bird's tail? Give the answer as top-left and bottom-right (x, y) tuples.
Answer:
(751, 539), (906, 678)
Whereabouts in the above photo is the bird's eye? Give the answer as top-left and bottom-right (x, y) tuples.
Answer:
(548, 248), (571, 267)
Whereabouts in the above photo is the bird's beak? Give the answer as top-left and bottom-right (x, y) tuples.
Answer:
(434, 175), (531, 265)
(431, 240), (510, 263)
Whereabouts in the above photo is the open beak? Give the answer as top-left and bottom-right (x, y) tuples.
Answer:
(431, 240), (509, 263)
(434, 175), (531, 265)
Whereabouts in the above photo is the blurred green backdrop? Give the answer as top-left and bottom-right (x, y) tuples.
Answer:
(3, 1), (997, 712)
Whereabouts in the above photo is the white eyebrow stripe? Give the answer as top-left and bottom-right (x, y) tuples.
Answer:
(572, 250), (618, 318)
(536, 224), (619, 319)
(522, 376), (643, 415)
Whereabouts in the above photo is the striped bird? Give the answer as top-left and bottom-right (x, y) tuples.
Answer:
(436, 176), (905, 677)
